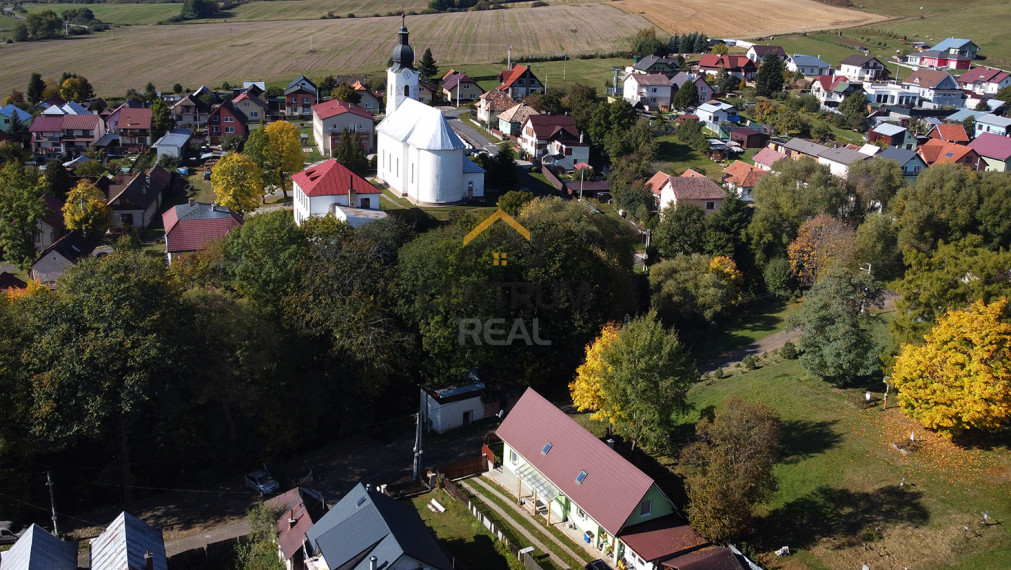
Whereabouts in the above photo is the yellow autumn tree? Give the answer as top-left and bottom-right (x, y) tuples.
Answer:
(211, 153), (263, 216)
(263, 120), (305, 199)
(569, 322), (620, 420)
(63, 180), (112, 236)
(787, 213), (856, 288)
(891, 298), (1011, 437)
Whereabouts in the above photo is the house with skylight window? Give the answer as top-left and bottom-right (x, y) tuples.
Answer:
(496, 388), (743, 570)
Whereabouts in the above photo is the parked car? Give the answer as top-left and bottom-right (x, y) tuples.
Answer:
(585, 560), (611, 570)
(0, 524), (21, 545)
(244, 465), (280, 495)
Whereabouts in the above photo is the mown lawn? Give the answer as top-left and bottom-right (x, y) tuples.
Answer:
(683, 352), (1011, 569)
(411, 489), (513, 570)
(689, 299), (803, 361)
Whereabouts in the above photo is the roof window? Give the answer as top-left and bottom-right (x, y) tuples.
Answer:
(541, 442), (552, 455)
(576, 471), (587, 484)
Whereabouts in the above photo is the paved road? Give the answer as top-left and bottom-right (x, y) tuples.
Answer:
(439, 107), (502, 156)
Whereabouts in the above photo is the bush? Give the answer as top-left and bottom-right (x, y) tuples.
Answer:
(780, 340), (798, 359)
(742, 354), (758, 370)
(714, 368), (727, 379)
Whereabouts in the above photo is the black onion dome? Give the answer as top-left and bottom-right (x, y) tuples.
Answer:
(392, 21), (415, 70)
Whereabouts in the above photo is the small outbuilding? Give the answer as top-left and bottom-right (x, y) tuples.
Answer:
(729, 127), (768, 149)
(421, 377), (485, 434)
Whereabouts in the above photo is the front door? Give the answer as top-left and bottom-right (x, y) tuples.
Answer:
(462, 410), (473, 426)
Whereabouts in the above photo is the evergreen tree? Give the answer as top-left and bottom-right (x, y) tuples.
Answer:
(693, 33), (708, 54)
(6, 113), (29, 146)
(668, 34), (680, 54)
(671, 82), (699, 110)
(418, 48), (439, 81)
(755, 54), (785, 97)
(679, 34), (693, 54)
(26, 73), (45, 105)
(839, 92), (869, 131)
(333, 127), (368, 176)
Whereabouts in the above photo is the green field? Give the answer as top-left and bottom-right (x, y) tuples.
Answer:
(680, 353), (1011, 568)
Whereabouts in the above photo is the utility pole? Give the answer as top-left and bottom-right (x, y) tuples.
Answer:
(507, 45), (512, 70)
(46, 470), (58, 535)
(413, 390), (424, 481)
(563, 49), (567, 80)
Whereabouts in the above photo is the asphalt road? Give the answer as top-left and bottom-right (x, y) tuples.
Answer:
(439, 107), (502, 156)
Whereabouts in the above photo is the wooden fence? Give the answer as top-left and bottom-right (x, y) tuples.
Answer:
(441, 478), (545, 570)
(438, 456), (486, 480)
(168, 535), (242, 570)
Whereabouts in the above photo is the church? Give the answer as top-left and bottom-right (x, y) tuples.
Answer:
(376, 18), (485, 205)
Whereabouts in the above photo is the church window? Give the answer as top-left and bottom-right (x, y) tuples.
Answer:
(411, 164), (414, 184)
(404, 85), (410, 97)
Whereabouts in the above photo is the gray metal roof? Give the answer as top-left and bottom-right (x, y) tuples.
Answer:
(306, 483), (451, 570)
(90, 512), (167, 570)
(0, 524), (77, 570)
(819, 146), (869, 165)
(872, 122), (906, 136)
(153, 130), (192, 149)
(782, 137), (830, 157)
(977, 114), (1011, 127)
(879, 146), (922, 165)
(789, 54), (829, 68)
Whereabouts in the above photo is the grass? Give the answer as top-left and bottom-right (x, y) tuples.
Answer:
(690, 299), (803, 361)
(654, 135), (723, 179)
(411, 489), (513, 570)
(463, 57), (630, 94)
(186, 174), (216, 203)
(682, 349), (1011, 568)
(21, 2), (182, 25)
(0, 5), (650, 96)
(466, 477), (593, 569)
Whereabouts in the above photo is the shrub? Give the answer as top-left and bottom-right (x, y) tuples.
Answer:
(780, 341), (798, 359)
(714, 368), (727, 379)
(742, 354), (758, 370)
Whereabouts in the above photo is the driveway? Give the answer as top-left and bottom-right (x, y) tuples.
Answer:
(440, 107), (503, 155)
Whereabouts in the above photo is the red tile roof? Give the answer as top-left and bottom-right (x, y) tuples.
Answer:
(680, 169), (707, 178)
(267, 488), (327, 561)
(29, 115), (65, 133)
(669, 176), (725, 200)
(162, 202), (242, 254)
(232, 91), (268, 109)
(968, 132), (1011, 161)
(524, 115), (579, 140)
(292, 158), (381, 197)
(813, 74), (852, 92)
(723, 160), (766, 187)
(496, 388), (658, 536)
(147, 164), (172, 194)
(957, 66), (1010, 86)
(928, 124), (969, 142)
(61, 114), (101, 130)
(697, 54), (754, 70)
(645, 171), (672, 196)
(119, 107), (152, 130)
(311, 100), (374, 121)
(498, 65), (532, 90)
(618, 515), (708, 562)
(753, 147), (788, 168)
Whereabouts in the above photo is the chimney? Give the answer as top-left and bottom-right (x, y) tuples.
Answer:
(606, 438), (615, 449)
(144, 550), (154, 570)
(370, 555), (378, 570)
(288, 508), (297, 530)
(187, 198), (194, 206)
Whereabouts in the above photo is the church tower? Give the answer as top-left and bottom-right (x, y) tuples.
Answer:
(386, 16), (419, 115)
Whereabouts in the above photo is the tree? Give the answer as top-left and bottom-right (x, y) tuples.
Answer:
(678, 397), (780, 543)
(891, 298), (1011, 437)
(630, 27), (665, 58)
(235, 503), (285, 570)
(173, 83), (184, 94)
(331, 83), (362, 105)
(890, 163), (980, 253)
(671, 83), (699, 110)
(570, 312), (697, 452)
(0, 163), (48, 271)
(890, 236), (1011, 347)
(181, 0), (218, 20)
(418, 48), (439, 80)
(569, 323), (621, 418)
(245, 121), (304, 199)
(854, 211), (901, 282)
(223, 209), (306, 318)
(63, 180), (112, 236)
(212, 153), (263, 215)
(748, 157), (850, 264)
(5, 113), (29, 147)
(58, 74), (93, 101)
(810, 121), (833, 143)
(755, 54), (785, 97)
(22, 11), (63, 41)
(655, 202), (707, 257)
(484, 143), (519, 191)
(26, 73), (45, 105)
(498, 190), (533, 216)
(693, 33), (709, 54)
(846, 156), (906, 214)
(839, 92), (869, 131)
(332, 127), (369, 176)
(786, 214), (856, 288)
(74, 159), (109, 178)
(649, 254), (742, 329)
(318, 74), (337, 94)
(712, 42), (729, 56)
(150, 99), (175, 141)
(790, 271), (883, 385)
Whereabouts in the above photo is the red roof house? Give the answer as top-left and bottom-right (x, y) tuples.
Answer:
(497, 65), (544, 99)
(311, 100), (375, 155)
(207, 101), (248, 145)
(162, 200), (243, 263)
(926, 124), (970, 143)
(291, 158), (382, 226)
(917, 138), (983, 169)
(968, 132), (1011, 170)
(267, 487), (328, 570)
(497, 389), (733, 569)
(117, 107), (153, 152)
(696, 54), (757, 80)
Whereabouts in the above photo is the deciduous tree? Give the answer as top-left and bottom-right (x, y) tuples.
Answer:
(150, 99), (175, 141)
(655, 202), (707, 257)
(497, 190), (532, 216)
(679, 397), (780, 543)
(846, 156), (906, 214)
(63, 179), (112, 236)
(630, 27), (666, 58)
(211, 153), (263, 215)
(569, 323), (620, 418)
(892, 298), (1011, 437)
(649, 253), (742, 329)
(787, 214), (856, 288)
(0, 163), (48, 271)
(331, 83), (361, 105)
(839, 92), (869, 131)
(890, 163), (980, 253)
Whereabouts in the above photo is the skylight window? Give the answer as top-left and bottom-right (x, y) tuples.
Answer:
(576, 471), (587, 484)
(356, 496), (367, 507)
(541, 442), (552, 455)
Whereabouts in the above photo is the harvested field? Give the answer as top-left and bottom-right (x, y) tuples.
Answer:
(611, 0), (886, 38)
(0, 4), (649, 97)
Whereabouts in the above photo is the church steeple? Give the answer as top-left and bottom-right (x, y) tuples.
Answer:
(387, 16), (419, 115)
(391, 14), (415, 71)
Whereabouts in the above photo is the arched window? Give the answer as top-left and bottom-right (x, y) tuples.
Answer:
(404, 85), (410, 97)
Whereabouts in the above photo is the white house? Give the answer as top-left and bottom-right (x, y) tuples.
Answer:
(377, 98), (484, 205)
(311, 100), (375, 156)
(292, 159), (383, 226)
(746, 45), (786, 64)
(695, 101), (739, 132)
(957, 66), (1011, 96)
(863, 82), (920, 107)
(902, 70), (962, 109)
(786, 54), (832, 76)
(152, 129), (192, 160)
(810, 75), (858, 109)
(646, 171), (725, 214)
(839, 55), (888, 81)
(421, 381), (485, 434)
(975, 113), (1011, 136)
(622, 74), (674, 111)
(818, 146), (869, 178)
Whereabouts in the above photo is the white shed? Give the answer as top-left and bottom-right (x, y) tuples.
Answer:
(421, 381), (485, 434)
